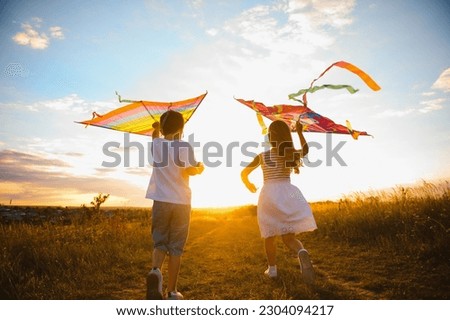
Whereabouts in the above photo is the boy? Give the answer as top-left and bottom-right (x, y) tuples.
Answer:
(146, 110), (204, 300)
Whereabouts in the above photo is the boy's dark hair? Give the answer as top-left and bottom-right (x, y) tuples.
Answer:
(160, 110), (185, 135)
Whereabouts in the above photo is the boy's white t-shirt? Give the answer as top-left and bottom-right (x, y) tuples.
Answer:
(146, 138), (197, 205)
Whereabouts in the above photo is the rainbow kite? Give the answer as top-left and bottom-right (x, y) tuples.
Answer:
(77, 92), (208, 136)
(236, 61), (380, 139)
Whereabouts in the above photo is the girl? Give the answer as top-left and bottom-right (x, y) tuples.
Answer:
(241, 120), (317, 284)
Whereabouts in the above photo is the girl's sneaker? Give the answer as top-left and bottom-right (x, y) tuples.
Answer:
(167, 291), (184, 300)
(264, 265), (278, 278)
(298, 249), (315, 284)
(146, 268), (163, 299)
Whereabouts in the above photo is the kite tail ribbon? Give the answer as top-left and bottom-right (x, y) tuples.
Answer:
(290, 61), (381, 105)
(334, 61), (381, 91)
(288, 84), (360, 103)
(251, 101), (267, 134)
(345, 120), (373, 140)
(115, 91), (138, 103)
(256, 112), (267, 135)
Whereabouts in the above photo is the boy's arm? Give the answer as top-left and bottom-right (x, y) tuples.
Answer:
(296, 121), (309, 157)
(185, 162), (204, 176)
(241, 155), (261, 193)
(182, 142), (204, 176)
(152, 122), (160, 139)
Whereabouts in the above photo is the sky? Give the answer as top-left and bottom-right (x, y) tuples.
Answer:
(0, 0), (449, 208)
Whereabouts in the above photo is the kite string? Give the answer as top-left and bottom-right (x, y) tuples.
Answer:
(116, 90), (158, 122)
(84, 111), (103, 128)
(183, 91), (208, 125)
(302, 62), (340, 106)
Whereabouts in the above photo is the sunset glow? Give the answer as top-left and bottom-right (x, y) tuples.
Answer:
(0, 0), (449, 208)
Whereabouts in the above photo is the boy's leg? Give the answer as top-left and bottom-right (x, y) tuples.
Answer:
(152, 248), (166, 269)
(166, 203), (191, 298)
(147, 248), (165, 299)
(148, 201), (171, 299)
(151, 201), (172, 266)
(167, 255), (181, 293)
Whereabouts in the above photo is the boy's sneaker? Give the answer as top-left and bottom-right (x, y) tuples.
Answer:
(167, 291), (184, 300)
(264, 266), (278, 278)
(298, 249), (315, 285)
(146, 268), (163, 300)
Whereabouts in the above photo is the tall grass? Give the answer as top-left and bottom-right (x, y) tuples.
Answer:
(0, 182), (448, 299)
(311, 181), (449, 261)
(0, 209), (151, 299)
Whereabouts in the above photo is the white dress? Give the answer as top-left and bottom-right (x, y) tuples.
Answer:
(257, 150), (317, 238)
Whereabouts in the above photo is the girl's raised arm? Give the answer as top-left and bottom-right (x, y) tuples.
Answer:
(241, 154), (261, 193)
(296, 121), (309, 157)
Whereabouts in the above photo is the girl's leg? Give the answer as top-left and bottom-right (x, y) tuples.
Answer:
(264, 236), (277, 266)
(281, 233), (304, 253)
(282, 234), (315, 284)
(264, 236), (278, 278)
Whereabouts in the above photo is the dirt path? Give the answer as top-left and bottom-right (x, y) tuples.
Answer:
(114, 210), (447, 300)
(118, 213), (383, 300)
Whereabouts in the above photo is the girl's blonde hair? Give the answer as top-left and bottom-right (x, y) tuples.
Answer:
(268, 120), (301, 174)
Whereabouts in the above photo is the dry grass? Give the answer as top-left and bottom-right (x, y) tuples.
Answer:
(0, 182), (448, 299)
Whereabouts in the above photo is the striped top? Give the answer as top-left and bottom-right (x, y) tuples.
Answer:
(260, 149), (292, 182)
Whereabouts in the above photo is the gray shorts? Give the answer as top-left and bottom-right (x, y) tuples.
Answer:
(151, 200), (191, 256)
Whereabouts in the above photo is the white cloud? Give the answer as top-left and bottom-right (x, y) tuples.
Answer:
(12, 23), (49, 49)
(21, 94), (116, 114)
(132, 0), (360, 110)
(206, 28), (218, 36)
(187, 0), (203, 9)
(413, 70), (450, 114)
(375, 108), (415, 118)
(223, 0), (355, 57)
(419, 98), (445, 113)
(50, 26), (65, 39)
(12, 19), (64, 49)
(31, 17), (43, 27)
(286, 0), (355, 28)
(432, 68), (450, 92)
(376, 97), (445, 117)
(0, 149), (148, 206)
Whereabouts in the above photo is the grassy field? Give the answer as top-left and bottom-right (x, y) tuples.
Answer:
(1, 182), (449, 299)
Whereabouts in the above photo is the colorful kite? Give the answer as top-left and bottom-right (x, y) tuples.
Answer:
(77, 92), (208, 136)
(236, 61), (380, 139)
(235, 98), (370, 139)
